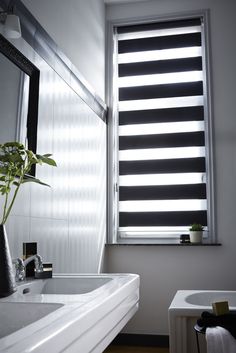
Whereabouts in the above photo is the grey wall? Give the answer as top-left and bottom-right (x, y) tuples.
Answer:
(105, 0), (236, 335)
(0, 0), (107, 273)
(22, 0), (106, 100)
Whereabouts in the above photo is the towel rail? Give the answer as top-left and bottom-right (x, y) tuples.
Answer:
(194, 323), (206, 353)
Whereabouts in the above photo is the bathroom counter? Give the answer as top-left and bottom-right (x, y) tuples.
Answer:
(0, 273), (139, 353)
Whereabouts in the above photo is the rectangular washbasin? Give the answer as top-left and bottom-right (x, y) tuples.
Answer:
(0, 302), (63, 338)
(17, 276), (113, 295)
(42, 277), (112, 294)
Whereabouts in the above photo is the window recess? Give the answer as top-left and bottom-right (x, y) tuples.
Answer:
(109, 14), (215, 243)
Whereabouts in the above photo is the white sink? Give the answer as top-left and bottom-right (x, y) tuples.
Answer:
(0, 302), (63, 338)
(0, 274), (140, 353)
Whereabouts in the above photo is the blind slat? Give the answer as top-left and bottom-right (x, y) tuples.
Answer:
(117, 18), (201, 34)
(119, 106), (204, 125)
(119, 184), (206, 201)
(119, 81), (203, 101)
(119, 157), (206, 175)
(119, 131), (205, 150)
(118, 33), (201, 54)
(119, 57), (202, 77)
(119, 210), (207, 227)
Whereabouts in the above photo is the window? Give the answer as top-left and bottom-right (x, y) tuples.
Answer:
(107, 13), (215, 244)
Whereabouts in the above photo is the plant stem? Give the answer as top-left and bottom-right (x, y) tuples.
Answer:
(1, 192), (9, 224)
(2, 183), (21, 224)
(1, 172), (11, 224)
(2, 168), (24, 225)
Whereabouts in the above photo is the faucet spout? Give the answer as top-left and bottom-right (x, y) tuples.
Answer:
(13, 254), (44, 281)
(23, 254), (43, 273)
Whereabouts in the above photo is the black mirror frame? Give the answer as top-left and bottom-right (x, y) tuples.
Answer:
(0, 33), (40, 175)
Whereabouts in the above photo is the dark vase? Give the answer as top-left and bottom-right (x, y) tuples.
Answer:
(0, 224), (16, 297)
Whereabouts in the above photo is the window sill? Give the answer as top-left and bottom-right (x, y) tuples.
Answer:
(106, 242), (221, 246)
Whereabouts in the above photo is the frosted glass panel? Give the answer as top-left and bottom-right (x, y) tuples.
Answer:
(119, 146), (205, 161)
(119, 71), (203, 87)
(119, 95), (203, 111)
(119, 199), (207, 212)
(118, 47), (202, 64)
(119, 173), (205, 186)
(119, 121), (204, 136)
(118, 26), (201, 40)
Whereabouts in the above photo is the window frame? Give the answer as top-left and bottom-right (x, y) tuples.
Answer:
(106, 9), (216, 244)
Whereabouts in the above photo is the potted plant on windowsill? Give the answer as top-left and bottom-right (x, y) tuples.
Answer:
(189, 223), (204, 244)
(0, 142), (56, 297)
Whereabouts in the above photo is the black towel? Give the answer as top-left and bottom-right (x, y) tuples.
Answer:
(197, 311), (236, 339)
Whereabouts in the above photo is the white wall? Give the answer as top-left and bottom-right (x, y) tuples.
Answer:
(105, 0), (236, 335)
(22, 0), (106, 100)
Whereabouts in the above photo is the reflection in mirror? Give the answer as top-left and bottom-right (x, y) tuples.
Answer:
(0, 33), (40, 175)
(0, 51), (29, 145)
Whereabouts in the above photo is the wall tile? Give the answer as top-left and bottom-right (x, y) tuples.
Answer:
(6, 215), (30, 260)
(68, 92), (106, 273)
(30, 217), (69, 273)
(51, 75), (71, 220)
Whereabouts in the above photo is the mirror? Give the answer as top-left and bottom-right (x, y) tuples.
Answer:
(0, 33), (40, 175)
(0, 51), (29, 144)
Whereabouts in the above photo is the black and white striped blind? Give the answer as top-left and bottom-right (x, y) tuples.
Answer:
(116, 18), (207, 237)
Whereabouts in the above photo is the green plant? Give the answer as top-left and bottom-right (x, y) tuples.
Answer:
(189, 223), (204, 231)
(0, 142), (56, 225)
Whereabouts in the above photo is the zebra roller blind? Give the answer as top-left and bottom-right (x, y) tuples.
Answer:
(116, 17), (208, 238)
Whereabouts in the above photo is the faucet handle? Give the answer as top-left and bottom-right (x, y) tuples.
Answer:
(34, 254), (43, 273)
(12, 258), (25, 281)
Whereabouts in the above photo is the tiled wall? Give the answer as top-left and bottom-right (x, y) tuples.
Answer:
(4, 37), (106, 273)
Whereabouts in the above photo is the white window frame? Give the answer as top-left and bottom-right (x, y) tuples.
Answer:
(106, 10), (216, 244)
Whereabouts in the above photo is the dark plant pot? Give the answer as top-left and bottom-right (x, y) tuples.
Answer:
(0, 224), (16, 297)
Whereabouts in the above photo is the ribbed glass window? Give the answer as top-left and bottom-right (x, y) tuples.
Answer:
(113, 17), (210, 239)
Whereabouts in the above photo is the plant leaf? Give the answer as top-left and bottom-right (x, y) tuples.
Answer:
(3, 142), (24, 149)
(36, 154), (57, 167)
(42, 154), (53, 157)
(22, 175), (50, 187)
